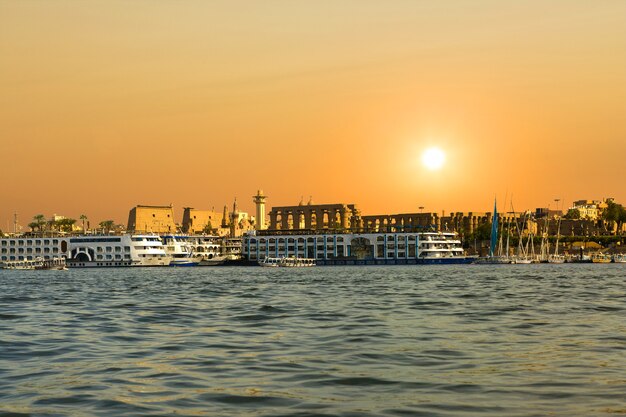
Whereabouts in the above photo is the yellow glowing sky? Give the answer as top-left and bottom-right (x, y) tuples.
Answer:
(1, 1), (625, 227)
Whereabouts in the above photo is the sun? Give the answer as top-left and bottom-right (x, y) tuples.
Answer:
(421, 147), (446, 170)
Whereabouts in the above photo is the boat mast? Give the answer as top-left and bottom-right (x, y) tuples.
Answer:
(554, 198), (562, 257)
(489, 198), (499, 258)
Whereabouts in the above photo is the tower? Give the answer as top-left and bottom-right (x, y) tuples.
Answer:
(221, 205), (229, 228)
(230, 198), (239, 237)
(253, 190), (267, 230)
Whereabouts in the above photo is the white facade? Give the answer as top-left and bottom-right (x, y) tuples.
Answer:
(1, 234), (171, 267)
(243, 231), (468, 264)
(0, 237), (68, 263)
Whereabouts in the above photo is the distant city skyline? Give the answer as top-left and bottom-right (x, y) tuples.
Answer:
(1, 1), (625, 227)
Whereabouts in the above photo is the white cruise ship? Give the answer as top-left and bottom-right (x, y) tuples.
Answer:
(161, 235), (203, 266)
(1, 234), (171, 268)
(67, 235), (171, 267)
(186, 235), (223, 264)
(242, 231), (474, 265)
(1, 236), (68, 266)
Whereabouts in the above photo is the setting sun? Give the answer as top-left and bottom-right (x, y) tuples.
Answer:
(421, 147), (446, 171)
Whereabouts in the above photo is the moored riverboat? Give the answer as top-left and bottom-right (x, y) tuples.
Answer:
(244, 231), (474, 266)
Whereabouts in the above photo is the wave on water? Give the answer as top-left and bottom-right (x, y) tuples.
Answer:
(1, 265), (625, 417)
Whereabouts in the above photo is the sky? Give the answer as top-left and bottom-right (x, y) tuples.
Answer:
(1, 0), (625, 229)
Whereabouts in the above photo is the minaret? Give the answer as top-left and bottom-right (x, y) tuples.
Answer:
(253, 190), (267, 230)
(230, 198), (239, 237)
(221, 205), (229, 228)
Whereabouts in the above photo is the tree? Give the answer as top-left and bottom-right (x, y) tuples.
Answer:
(601, 201), (626, 234)
(33, 214), (46, 232)
(47, 219), (59, 232)
(202, 220), (214, 235)
(564, 208), (581, 220)
(57, 218), (76, 233)
(99, 220), (115, 233)
(80, 214), (88, 233)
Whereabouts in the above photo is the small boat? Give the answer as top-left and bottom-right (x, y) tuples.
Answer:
(259, 257), (281, 267)
(278, 257), (316, 267)
(612, 254), (626, 263)
(258, 257), (316, 267)
(511, 257), (533, 264)
(591, 253), (611, 263)
(547, 254), (566, 264)
(35, 257), (68, 270)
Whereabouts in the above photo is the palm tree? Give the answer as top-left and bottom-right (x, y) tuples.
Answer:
(80, 214), (88, 234)
(33, 214), (46, 234)
(99, 220), (115, 234)
(47, 219), (59, 232)
(58, 218), (76, 233)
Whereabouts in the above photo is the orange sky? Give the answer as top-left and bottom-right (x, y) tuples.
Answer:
(1, 1), (625, 229)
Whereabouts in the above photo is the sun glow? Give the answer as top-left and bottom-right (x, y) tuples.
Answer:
(421, 147), (446, 170)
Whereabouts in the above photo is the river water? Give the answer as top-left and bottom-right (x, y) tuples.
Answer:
(1, 265), (625, 417)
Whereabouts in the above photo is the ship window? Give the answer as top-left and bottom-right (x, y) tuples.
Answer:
(115, 247), (121, 252)
(27, 240), (33, 245)
(125, 246), (131, 252)
(106, 247), (112, 252)
(0, 241), (5, 246)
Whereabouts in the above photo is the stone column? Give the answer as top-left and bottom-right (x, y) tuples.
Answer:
(340, 208), (348, 229)
(282, 211), (291, 230)
(269, 211), (278, 230)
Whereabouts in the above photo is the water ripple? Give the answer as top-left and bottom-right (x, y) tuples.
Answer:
(1, 265), (625, 416)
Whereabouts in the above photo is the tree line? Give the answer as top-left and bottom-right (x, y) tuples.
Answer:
(26, 214), (119, 234)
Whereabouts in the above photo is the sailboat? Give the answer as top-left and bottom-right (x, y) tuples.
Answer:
(512, 209), (532, 264)
(547, 214), (565, 263)
(475, 199), (512, 264)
